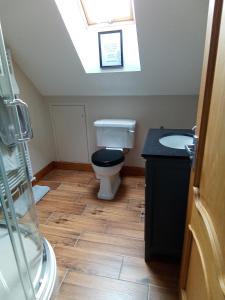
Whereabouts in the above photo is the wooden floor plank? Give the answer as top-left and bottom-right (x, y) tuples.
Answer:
(35, 169), (179, 300)
(51, 266), (68, 298)
(42, 189), (81, 202)
(54, 245), (123, 279)
(148, 285), (178, 300)
(82, 204), (141, 223)
(58, 183), (99, 197)
(106, 220), (144, 240)
(127, 198), (145, 212)
(37, 198), (85, 214)
(55, 271), (148, 300)
(55, 283), (130, 300)
(40, 224), (79, 247)
(37, 210), (53, 225)
(47, 212), (107, 234)
(121, 176), (145, 189)
(76, 232), (145, 258)
(37, 180), (61, 190)
(43, 169), (94, 184)
(116, 185), (145, 201)
(120, 256), (179, 288)
(78, 194), (129, 208)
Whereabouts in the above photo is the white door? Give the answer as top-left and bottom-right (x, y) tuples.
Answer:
(51, 104), (89, 163)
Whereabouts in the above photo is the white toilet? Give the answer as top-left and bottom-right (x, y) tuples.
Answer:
(92, 119), (136, 200)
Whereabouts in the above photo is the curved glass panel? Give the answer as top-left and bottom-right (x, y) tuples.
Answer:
(0, 21), (44, 299)
(0, 141), (43, 298)
(0, 227), (27, 300)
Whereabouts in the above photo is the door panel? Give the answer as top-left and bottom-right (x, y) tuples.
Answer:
(191, 193), (224, 299)
(185, 236), (209, 300)
(200, 6), (225, 250)
(180, 0), (225, 299)
(51, 104), (89, 163)
(194, 0), (223, 185)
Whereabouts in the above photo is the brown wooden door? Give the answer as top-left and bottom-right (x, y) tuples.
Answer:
(180, 0), (225, 299)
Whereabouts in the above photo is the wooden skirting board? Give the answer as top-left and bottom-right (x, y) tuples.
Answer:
(32, 161), (55, 185)
(33, 161), (145, 183)
(53, 161), (93, 172)
(53, 161), (145, 176)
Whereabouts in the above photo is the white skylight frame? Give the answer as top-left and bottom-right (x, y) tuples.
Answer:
(80, 0), (134, 26)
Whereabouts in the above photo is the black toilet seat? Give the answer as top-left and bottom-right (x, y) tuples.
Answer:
(91, 149), (124, 167)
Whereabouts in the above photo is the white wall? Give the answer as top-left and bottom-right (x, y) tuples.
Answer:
(0, 0), (209, 96)
(14, 63), (55, 174)
(46, 96), (198, 167)
(54, 0), (140, 73)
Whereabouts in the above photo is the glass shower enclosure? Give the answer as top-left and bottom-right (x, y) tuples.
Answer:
(0, 23), (56, 300)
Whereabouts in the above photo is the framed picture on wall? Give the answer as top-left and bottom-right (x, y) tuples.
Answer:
(98, 30), (123, 68)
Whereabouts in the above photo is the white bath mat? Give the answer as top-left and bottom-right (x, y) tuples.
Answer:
(32, 185), (50, 204)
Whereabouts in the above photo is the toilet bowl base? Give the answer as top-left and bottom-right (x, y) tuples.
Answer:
(97, 173), (121, 200)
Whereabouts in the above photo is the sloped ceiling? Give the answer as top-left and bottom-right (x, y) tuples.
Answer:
(0, 0), (208, 96)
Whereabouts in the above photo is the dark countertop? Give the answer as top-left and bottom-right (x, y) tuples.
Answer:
(141, 128), (193, 159)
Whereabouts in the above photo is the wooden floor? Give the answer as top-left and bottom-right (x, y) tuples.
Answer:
(36, 169), (179, 300)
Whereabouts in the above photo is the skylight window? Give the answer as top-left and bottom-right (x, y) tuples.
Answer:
(80, 0), (134, 25)
(54, 0), (140, 73)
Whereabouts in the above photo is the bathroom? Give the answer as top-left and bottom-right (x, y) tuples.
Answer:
(1, 0), (224, 299)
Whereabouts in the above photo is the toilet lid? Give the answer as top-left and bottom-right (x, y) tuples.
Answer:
(91, 149), (124, 167)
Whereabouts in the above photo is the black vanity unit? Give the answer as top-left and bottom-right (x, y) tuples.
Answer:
(142, 129), (192, 261)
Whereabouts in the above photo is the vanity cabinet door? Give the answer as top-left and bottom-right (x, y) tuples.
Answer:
(144, 160), (150, 261)
(145, 158), (190, 261)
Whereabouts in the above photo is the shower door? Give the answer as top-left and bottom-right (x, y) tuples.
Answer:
(0, 23), (44, 299)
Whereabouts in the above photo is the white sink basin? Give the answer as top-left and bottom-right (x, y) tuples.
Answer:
(159, 134), (193, 150)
